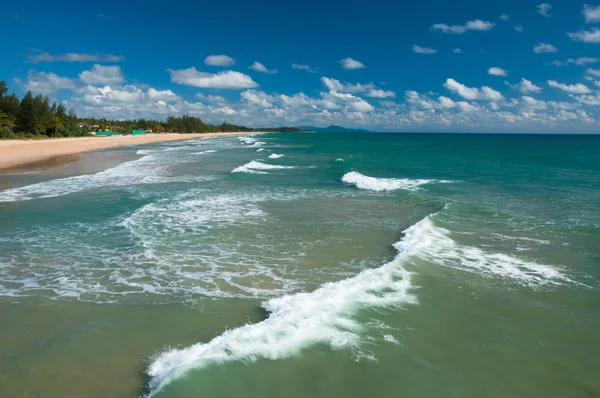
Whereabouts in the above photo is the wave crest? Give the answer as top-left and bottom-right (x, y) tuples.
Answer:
(341, 171), (450, 192)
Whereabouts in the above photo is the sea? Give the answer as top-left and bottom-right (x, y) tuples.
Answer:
(0, 132), (598, 398)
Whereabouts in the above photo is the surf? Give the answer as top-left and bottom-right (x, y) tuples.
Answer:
(341, 171), (450, 192)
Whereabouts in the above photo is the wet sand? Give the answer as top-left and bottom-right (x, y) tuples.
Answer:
(0, 132), (256, 171)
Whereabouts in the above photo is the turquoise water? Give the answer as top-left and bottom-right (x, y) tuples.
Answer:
(0, 133), (599, 397)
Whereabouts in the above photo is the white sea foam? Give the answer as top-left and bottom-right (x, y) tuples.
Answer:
(238, 136), (257, 144)
(0, 144), (224, 202)
(256, 148), (265, 152)
(335, 158), (344, 162)
(231, 160), (296, 174)
(144, 209), (575, 394)
(341, 171), (450, 192)
(191, 150), (216, 155)
(268, 153), (284, 159)
(399, 216), (572, 287)
(146, 218), (419, 394)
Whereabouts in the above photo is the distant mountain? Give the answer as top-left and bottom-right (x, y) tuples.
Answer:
(298, 125), (370, 133)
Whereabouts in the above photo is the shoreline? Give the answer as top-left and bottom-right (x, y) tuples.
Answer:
(0, 132), (259, 172)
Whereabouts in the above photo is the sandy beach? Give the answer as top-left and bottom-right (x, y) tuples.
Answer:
(0, 132), (256, 171)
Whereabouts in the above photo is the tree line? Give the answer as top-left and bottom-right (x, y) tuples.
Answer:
(0, 81), (84, 138)
(0, 80), (302, 139)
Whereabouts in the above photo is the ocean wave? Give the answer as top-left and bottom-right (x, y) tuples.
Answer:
(268, 153), (284, 159)
(144, 208), (575, 395)
(231, 160), (296, 174)
(191, 150), (216, 155)
(400, 215), (573, 287)
(341, 171), (450, 192)
(145, 214), (420, 395)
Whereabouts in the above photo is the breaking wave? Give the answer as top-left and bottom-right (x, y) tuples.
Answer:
(144, 209), (574, 395)
(268, 153), (284, 159)
(145, 214), (421, 395)
(231, 160), (296, 174)
(341, 171), (450, 192)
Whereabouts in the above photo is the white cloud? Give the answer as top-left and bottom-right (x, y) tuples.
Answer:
(431, 19), (495, 34)
(438, 96), (457, 108)
(568, 28), (600, 43)
(291, 64), (316, 73)
(488, 67), (508, 76)
(367, 89), (396, 98)
(26, 50), (124, 63)
(15, 71), (76, 94)
(444, 78), (504, 101)
(249, 61), (278, 74)
(537, 3), (552, 17)
(586, 68), (600, 77)
(339, 57), (365, 70)
(500, 14), (510, 21)
(567, 57), (599, 65)
(547, 80), (591, 94)
(321, 77), (373, 93)
(453, 48), (464, 54)
(583, 5), (600, 23)
(320, 77), (395, 98)
(147, 88), (180, 101)
(204, 55), (235, 66)
(241, 90), (274, 108)
(573, 93), (600, 105)
(413, 45), (438, 54)
(515, 25), (524, 32)
(533, 43), (558, 53)
(323, 91), (374, 112)
(79, 64), (124, 85)
(507, 78), (542, 94)
(168, 67), (258, 89)
(196, 93), (227, 104)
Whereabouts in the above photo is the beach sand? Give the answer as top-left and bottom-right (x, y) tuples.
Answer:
(0, 132), (255, 171)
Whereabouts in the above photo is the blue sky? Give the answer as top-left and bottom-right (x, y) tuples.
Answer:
(2, 0), (600, 132)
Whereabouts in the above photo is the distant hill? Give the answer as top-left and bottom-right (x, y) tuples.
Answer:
(298, 125), (370, 133)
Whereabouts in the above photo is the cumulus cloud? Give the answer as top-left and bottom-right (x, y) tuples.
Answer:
(367, 89), (396, 98)
(444, 78), (504, 101)
(533, 43), (558, 53)
(26, 50), (124, 63)
(249, 61), (278, 74)
(204, 55), (235, 66)
(291, 64), (316, 73)
(15, 71), (76, 94)
(586, 68), (600, 77)
(515, 25), (524, 32)
(320, 77), (395, 98)
(168, 67), (258, 89)
(413, 45), (438, 54)
(320, 77), (373, 93)
(79, 64), (124, 85)
(431, 19), (495, 34)
(500, 14), (510, 21)
(339, 57), (365, 70)
(488, 67), (508, 76)
(547, 80), (591, 94)
(506, 78), (542, 94)
(241, 90), (274, 108)
(568, 28), (600, 43)
(537, 3), (552, 17)
(583, 5), (600, 23)
(453, 48), (464, 54)
(147, 88), (180, 101)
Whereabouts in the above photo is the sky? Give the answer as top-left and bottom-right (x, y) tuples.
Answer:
(2, 0), (600, 132)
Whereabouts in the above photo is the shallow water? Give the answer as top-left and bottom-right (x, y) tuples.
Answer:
(0, 133), (598, 397)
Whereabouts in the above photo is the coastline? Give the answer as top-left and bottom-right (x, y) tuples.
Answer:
(0, 132), (259, 172)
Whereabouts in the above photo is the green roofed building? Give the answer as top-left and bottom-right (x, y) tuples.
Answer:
(132, 129), (146, 135)
(95, 131), (120, 136)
